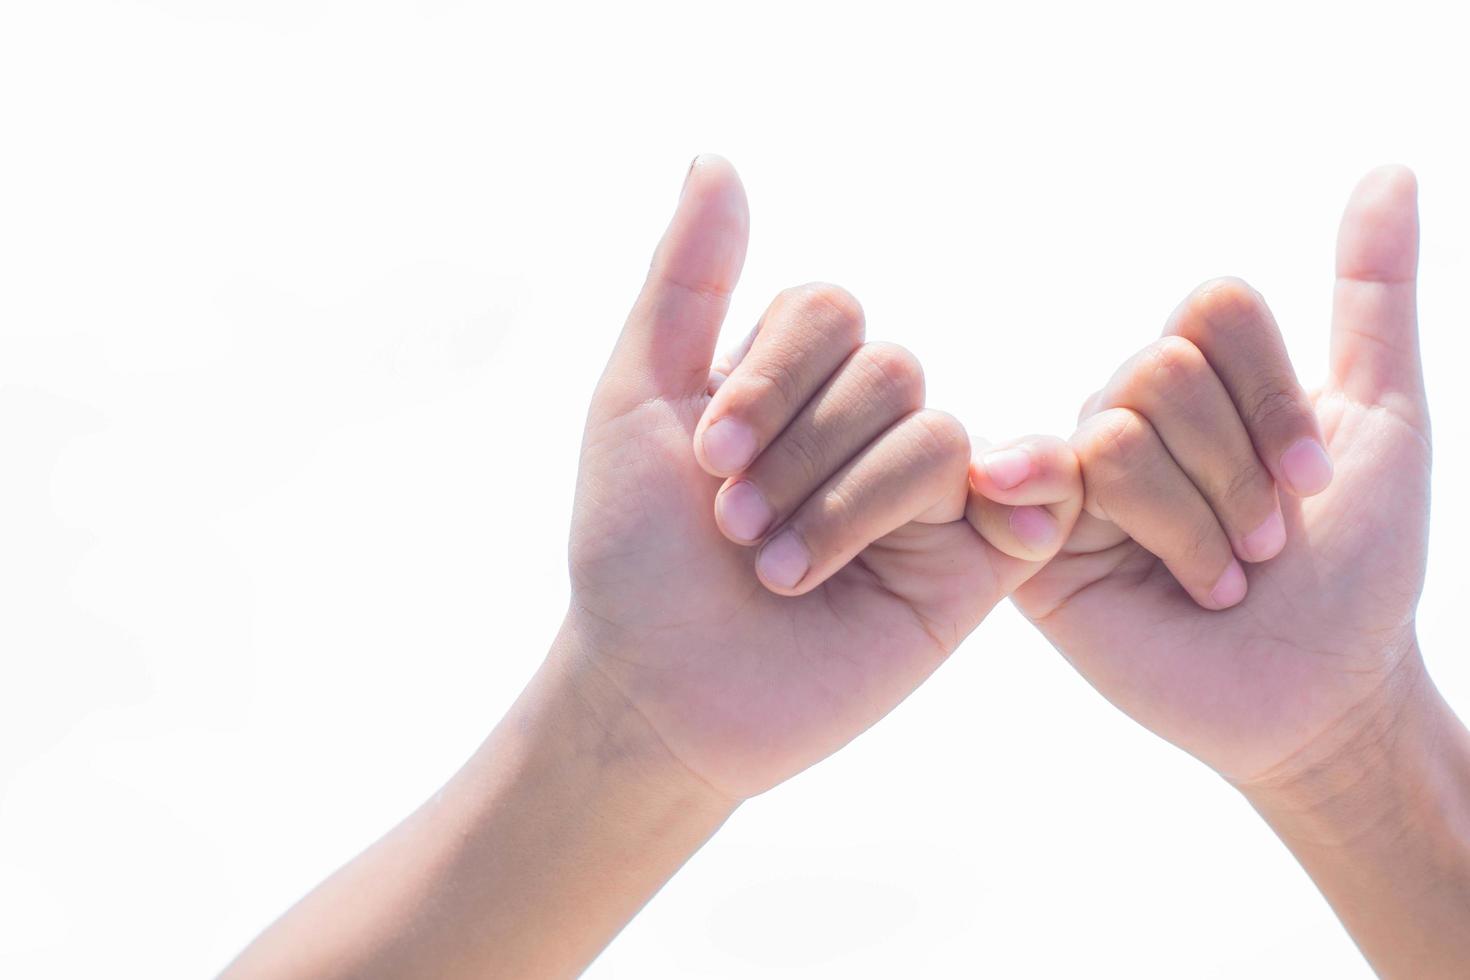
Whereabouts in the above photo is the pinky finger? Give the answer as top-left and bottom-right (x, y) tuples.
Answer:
(966, 435), (1083, 563)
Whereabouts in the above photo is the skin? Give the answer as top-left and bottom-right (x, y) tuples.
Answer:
(570, 157), (1080, 801)
(988, 166), (1470, 977)
(221, 155), (1081, 978)
(222, 160), (1469, 978)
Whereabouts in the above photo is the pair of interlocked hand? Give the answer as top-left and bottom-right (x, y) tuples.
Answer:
(566, 155), (1429, 804)
(221, 155), (1456, 980)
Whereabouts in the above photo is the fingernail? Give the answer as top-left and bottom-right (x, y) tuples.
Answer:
(1241, 510), (1287, 562)
(701, 417), (757, 474)
(1280, 438), (1333, 496)
(1209, 560), (1248, 609)
(757, 530), (809, 590)
(1009, 505), (1057, 550)
(982, 448), (1033, 491)
(716, 481), (773, 542)
(680, 154), (705, 199)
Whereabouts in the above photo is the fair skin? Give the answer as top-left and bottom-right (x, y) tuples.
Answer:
(222, 156), (1080, 979)
(224, 161), (1469, 978)
(992, 166), (1470, 977)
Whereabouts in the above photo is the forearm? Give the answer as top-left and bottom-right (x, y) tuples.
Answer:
(1239, 648), (1470, 979)
(222, 624), (737, 979)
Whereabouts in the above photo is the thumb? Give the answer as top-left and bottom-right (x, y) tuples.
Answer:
(1328, 165), (1426, 430)
(598, 155), (749, 416)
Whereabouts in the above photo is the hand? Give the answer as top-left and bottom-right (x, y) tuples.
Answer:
(998, 166), (1431, 787)
(224, 155), (1085, 980)
(563, 155), (1081, 800)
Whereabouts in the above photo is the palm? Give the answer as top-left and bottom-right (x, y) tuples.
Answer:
(569, 393), (1000, 800)
(1015, 387), (1428, 781)
(562, 158), (1013, 800)
(1013, 168), (1429, 783)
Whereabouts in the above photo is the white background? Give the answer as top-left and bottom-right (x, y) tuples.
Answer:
(3, 1), (1468, 976)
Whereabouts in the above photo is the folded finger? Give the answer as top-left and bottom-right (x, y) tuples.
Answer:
(714, 342), (924, 544)
(753, 409), (970, 596)
(1166, 278), (1331, 497)
(1097, 336), (1285, 563)
(1073, 407), (1246, 610)
(694, 283), (865, 477)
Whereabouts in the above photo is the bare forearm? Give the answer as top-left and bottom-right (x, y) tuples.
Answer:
(1241, 649), (1470, 978)
(222, 624), (736, 979)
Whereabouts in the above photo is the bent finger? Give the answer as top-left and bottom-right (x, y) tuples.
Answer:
(1098, 336), (1284, 563)
(966, 434), (1083, 564)
(753, 410), (970, 596)
(1074, 408), (1246, 610)
(694, 283), (866, 477)
(1167, 277), (1330, 497)
(714, 341), (924, 544)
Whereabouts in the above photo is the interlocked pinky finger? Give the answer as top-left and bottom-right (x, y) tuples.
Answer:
(965, 435), (1083, 563)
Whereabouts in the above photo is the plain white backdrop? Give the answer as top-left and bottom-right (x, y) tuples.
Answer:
(3, 1), (1468, 976)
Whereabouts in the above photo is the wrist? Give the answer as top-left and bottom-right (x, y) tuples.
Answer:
(388, 622), (738, 976)
(1233, 641), (1468, 847)
(1231, 644), (1470, 976)
(225, 621), (740, 980)
(534, 618), (741, 820)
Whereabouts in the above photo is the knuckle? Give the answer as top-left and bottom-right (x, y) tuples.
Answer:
(781, 281), (866, 344)
(1077, 408), (1152, 474)
(1146, 336), (1208, 384)
(1244, 382), (1308, 433)
(1192, 276), (1264, 323)
(822, 478), (861, 523)
(1122, 337), (1208, 402)
(802, 479), (859, 546)
(773, 426), (829, 488)
(908, 409), (971, 468)
(1028, 435), (1080, 486)
(856, 341), (926, 410)
(1176, 276), (1269, 342)
(745, 351), (806, 408)
(1177, 518), (1220, 563)
(1073, 410), (1152, 514)
(1218, 457), (1270, 509)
